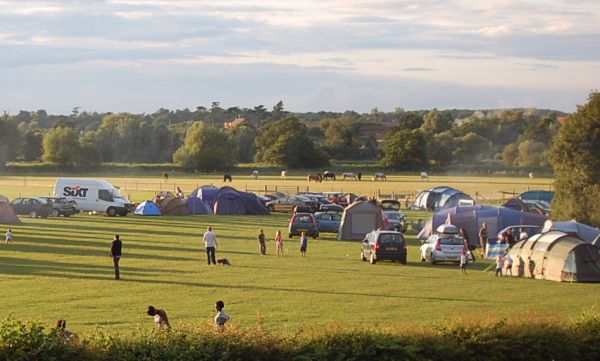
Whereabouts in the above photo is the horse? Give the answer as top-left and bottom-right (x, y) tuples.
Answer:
(307, 173), (323, 183)
(223, 174), (232, 182)
(420, 172), (429, 181)
(357, 172), (362, 181)
(162, 172), (169, 182)
(342, 172), (357, 181)
(372, 172), (386, 181)
(251, 170), (259, 179)
(323, 171), (336, 181)
(281, 170), (287, 180)
(528, 172), (534, 179)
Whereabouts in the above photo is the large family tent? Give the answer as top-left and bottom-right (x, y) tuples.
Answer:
(134, 201), (162, 216)
(412, 186), (473, 212)
(519, 190), (554, 203)
(541, 220), (600, 245)
(417, 205), (547, 246)
(508, 231), (600, 282)
(0, 195), (20, 224)
(213, 187), (269, 215)
(157, 196), (188, 216)
(189, 185), (220, 208)
(186, 197), (213, 215)
(337, 200), (385, 241)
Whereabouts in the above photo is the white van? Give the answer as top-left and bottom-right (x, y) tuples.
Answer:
(54, 178), (132, 216)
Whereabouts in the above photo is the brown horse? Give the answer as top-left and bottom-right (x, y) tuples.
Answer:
(307, 173), (323, 183)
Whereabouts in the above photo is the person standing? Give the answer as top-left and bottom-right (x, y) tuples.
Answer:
(479, 223), (488, 258)
(299, 231), (308, 257)
(275, 230), (284, 258)
(519, 227), (529, 241)
(459, 227), (475, 261)
(5, 229), (14, 245)
(495, 255), (504, 277)
(214, 300), (230, 333)
(257, 229), (266, 255)
(460, 249), (468, 275)
(505, 253), (514, 276)
(110, 234), (122, 280)
(203, 226), (218, 265)
(147, 306), (170, 330)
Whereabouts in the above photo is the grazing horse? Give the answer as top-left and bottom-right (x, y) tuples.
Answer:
(223, 174), (232, 182)
(341, 172), (357, 181)
(307, 173), (323, 183)
(357, 172), (362, 181)
(420, 172), (429, 181)
(162, 172), (169, 182)
(281, 170), (287, 180)
(372, 172), (386, 181)
(323, 171), (336, 181)
(251, 170), (259, 179)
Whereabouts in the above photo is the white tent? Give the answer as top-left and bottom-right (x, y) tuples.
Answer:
(542, 220), (600, 245)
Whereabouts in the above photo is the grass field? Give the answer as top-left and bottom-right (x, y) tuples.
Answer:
(2, 174), (597, 335)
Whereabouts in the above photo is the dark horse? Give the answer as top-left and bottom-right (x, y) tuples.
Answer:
(307, 173), (323, 183)
(323, 171), (336, 181)
(162, 172), (169, 182)
(223, 174), (232, 182)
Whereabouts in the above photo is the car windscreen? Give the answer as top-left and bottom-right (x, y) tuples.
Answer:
(438, 236), (464, 245)
(381, 202), (400, 210)
(110, 189), (124, 199)
(377, 234), (404, 244)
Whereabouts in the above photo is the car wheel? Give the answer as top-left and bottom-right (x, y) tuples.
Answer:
(51, 209), (60, 217)
(361, 250), (367, 261)
(369, 252), (377, 264)
(29, 210), (38, 218)
(107, 207), (117, 217)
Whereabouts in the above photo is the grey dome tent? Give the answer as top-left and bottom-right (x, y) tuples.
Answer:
(0, 195), (20, 224)
(541, 220), (600, 245)
(337, 200), (385, 241)
(508, 231), (600, 282)
(412, 186), (473, 212)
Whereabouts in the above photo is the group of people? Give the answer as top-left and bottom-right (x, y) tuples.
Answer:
(146, 301), (230, 332)
(257, 229), (308, 258)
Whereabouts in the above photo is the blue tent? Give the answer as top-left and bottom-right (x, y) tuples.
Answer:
(238, 190), (270, 215)
(186, 197), (213, 215)
(212, 187), (270, 215)
(412, 186), (473, 211)
(189, 185), (220, 208)
(134, 200), (162, 216)
(418, 205), (547, 246)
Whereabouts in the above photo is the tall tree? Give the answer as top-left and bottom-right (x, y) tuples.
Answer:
(173, 122), (234, 170)
(324, 115), (361, 159)
(381, 129), (428, 170)
(42, 127), (80, 164)
(549, 92), (600, 226)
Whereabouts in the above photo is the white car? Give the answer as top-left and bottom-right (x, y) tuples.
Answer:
(420, 224), (473, 264)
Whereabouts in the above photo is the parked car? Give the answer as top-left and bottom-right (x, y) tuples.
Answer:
(323, 192), (348, 207)
(253, 194), (271, 207)
(379, 199), (401, 211)
(10, 197), (53, 218)
(420, 224), (472, 264)
(314, 211), (343, 233)
(266, 196), (317, 213)
(361, 230), (407, 264)
(382, 210), (407, 232)
(288, 212), (319, 238)
(40, 197), (78, 217)
(496, 225), (542, 245)
(319, 203), (344, 213)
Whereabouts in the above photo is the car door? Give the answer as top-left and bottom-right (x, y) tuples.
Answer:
(11, 198), (24, 214)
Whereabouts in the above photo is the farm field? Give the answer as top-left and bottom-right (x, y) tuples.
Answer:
(3, 174), (596, 335)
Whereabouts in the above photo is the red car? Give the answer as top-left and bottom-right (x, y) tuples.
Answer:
(323, 192), (348, 207)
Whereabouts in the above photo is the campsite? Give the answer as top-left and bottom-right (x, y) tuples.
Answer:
(2, 173), (600, 333)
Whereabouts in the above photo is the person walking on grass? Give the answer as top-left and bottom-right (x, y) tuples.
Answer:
(460, 249), (468, 275)
(479, 223), (488, 258)
(300, 231), (308, 257)
(257, 229), (266, 255)
(5, 229), (14, 245)
(214, 300), (230, 333)
(203, 226), (218, 265)
(147, 305), (171, 330)
(505, 253), (514, 276)
(495, 255), (504, 277)
(275, 230), (284, 257)
(110, 234), (122, 280)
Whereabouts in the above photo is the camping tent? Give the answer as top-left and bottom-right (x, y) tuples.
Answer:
(186, 197), (213, 215)
(212, 186), (269, 215)
(337, 200), (385, 241)
(134, 200), (162, 216)
(189, 185), (220, 208)
(0, 195), (20, 224)
(519, 190), (554, 203)
(508, 231), (600, 282)
(157, 196), (189, 216)
(502, 198), (545, 216)
(541, 220), (600, 245)
(412, 186), (473, 212)
(417, 205), (547, 246)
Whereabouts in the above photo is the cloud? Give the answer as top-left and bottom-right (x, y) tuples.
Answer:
(403, 67), (437, 72)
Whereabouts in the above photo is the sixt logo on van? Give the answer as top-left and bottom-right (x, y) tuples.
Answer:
(63, 186), (89, 197)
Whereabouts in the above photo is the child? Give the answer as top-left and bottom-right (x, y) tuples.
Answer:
(5, 229), (13, 245)
(299, 231), (308, 257)
(460, 249), (468, 275)
(505, 253), (513, 276)
(495, 255), (504, 277)
(214, 300), (230, 332)
(257, 229), (266, 255)
(275, 230), (284, 257)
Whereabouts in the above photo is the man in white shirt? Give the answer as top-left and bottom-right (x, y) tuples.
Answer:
(203, 226), (218, 265)
(519, 227), (529, 241)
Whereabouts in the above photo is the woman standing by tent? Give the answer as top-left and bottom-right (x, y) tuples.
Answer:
(460, 227), (475, 261)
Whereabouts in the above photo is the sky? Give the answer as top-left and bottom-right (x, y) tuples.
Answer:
(0, 0), (599, 115)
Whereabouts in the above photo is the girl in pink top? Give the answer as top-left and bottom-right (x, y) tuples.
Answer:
(275, 230), (284, 257)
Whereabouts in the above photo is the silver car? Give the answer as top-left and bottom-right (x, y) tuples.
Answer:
(420, 224), (472, 264)
(382, 210), (407, 232)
